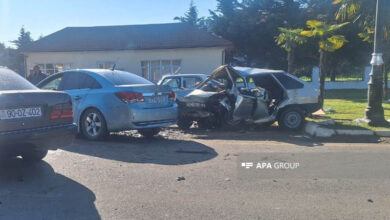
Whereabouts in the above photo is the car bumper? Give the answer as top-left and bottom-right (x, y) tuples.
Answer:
(302, 103), (322, 115)
(107, 104), (178, 131)
(129, 105), (178, 129)
(0, 123), (77, 151)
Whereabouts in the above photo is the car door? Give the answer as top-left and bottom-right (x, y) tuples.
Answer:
(231, 76), (256, 121)
(161, 77), (181, 91)
(179, 76), (203, 99)
(61, 72), (100, 124)
(38, 73), (64, 91)
(182, 76), (202, 89)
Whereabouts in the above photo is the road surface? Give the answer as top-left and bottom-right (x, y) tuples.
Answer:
(1, 127), (389, 219)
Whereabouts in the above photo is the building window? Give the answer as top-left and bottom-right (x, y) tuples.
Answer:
(97, 61), (115, 69)
(141, 60), (181, 82)
(35, 63), (71, 75)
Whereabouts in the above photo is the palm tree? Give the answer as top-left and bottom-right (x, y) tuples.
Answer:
(332, 0), (361, 21)
(275, 28), (307, 73)
(301, 20), (349, 107)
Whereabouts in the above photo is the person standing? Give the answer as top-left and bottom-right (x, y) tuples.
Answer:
(28, 65), (47, 85)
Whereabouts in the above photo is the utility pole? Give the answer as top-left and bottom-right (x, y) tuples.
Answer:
(364, 0), (387, 125)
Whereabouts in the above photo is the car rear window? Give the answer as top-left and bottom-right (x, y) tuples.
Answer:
(0, 70), (37, 91)
(103, 71), (153, 86)
(273, 73), (304, 89)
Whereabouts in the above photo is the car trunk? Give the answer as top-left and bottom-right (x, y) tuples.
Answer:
(115, 84), (174, 108)
(0, 90), (72, 132)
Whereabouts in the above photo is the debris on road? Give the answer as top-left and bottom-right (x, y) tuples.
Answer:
(324, 108), (335, 113)
(177, 176), (185, 181)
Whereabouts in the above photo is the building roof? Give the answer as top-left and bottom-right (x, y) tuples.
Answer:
(23, 23), (232, 53)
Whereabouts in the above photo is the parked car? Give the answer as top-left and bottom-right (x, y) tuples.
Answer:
(37, 69), (178, 140)
(0, 67), (77, 162)
(177, 65), (320, 131)
(157, 74), (208, 100)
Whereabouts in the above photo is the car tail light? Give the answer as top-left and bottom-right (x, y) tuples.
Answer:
(168, 91), (176, 102)
(115, 91), (144, 104)
(50, 102), (73, 119)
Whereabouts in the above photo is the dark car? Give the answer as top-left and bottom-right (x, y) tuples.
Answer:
(0, 67), (77, 162)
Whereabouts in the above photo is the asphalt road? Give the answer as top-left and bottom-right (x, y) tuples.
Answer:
(1, 127), (390, 220)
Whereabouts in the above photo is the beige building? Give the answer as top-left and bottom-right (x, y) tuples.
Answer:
(23, 23), (231, 82)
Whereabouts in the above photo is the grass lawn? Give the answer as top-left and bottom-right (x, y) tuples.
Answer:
(309, 89), (390, 131)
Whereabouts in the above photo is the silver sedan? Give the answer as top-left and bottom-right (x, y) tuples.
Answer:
(37, 69), (178, 140)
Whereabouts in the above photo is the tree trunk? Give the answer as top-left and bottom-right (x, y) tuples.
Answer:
(319, 49), (326, 108)
(330, 70), (336, 82)
(287, 49), (295, 74)
(383, 64), (388, 100)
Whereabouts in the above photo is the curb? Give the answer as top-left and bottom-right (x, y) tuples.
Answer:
(304, 122), (390, 138)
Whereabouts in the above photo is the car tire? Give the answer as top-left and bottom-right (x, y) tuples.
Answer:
(178, 117), (193, 130)
(138, 128), (161, 138)
(278, 107), (305, 131)
(81, 108), (108, 140)
(21, 149), (48, 162)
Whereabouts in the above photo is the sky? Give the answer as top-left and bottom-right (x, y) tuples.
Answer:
(0, 0), (217, 47)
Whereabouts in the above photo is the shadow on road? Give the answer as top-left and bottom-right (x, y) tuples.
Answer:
(65, 135), (218, 165)
(0, 159), (100, 220)
(179, 126), (382, 147)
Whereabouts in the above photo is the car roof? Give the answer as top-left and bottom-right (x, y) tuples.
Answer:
(232, 66), (284, 76)
(53, 69), (146, 87)
(72, 69), (130, 75)
(162, 74), (208, 78)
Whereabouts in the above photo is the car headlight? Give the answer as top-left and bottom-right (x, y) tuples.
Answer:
(186, 102), (206, 108)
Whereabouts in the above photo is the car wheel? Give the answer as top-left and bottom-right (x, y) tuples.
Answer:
(21, 149), (48, 162)
(278, 107), (305, 131)
(178, 117), (193, 130)
(81, 109), (107, 140)
(138, 128), (161, 138)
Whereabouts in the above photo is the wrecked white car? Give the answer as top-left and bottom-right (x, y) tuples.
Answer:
(177, 65), (320, 131)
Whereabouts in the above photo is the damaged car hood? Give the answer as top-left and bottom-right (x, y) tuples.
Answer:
(181, 89), (219, 103)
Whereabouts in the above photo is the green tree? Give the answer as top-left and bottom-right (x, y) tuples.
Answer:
(209, 0), (306, 68)
(301, 20), (349, 107)
(275, 28), (307, 73)
(333, 0), (390, 99)
(11, 27), (33, 50)
(174, 0), (205, 27)
(0, 43), (6, 66)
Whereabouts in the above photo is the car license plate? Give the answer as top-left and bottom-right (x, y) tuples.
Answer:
(147, 95), (165, 104)
(0, 107), (42, 120)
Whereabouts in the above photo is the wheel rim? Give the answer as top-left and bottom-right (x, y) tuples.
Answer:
(284, 111), (301, 129)
(85, 112), (102, 137)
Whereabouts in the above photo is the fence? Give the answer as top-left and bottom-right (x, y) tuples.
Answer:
(303, 67), (390, 90)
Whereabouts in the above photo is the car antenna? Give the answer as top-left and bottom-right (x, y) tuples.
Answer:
(111, 64), (116, 71)
(174, 67), (181, 75)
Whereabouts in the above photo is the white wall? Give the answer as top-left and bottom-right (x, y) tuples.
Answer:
(25, 47), (225, 77)
(308, 67), (390, 90)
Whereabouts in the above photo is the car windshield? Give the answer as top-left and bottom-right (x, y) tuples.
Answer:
(102, 71), (153, 86)
(0, 69), (37, 91)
